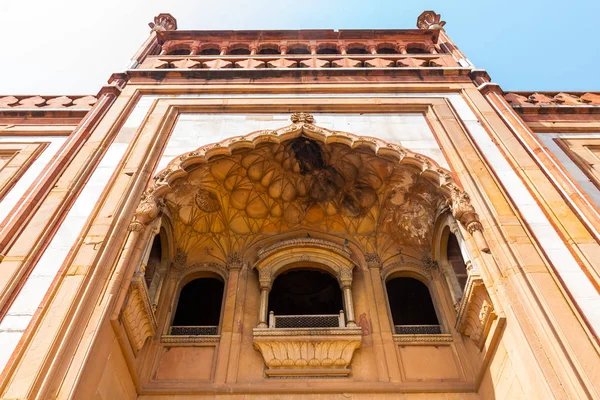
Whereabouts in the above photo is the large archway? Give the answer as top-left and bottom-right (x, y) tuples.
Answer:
(133, 113), (488, 264)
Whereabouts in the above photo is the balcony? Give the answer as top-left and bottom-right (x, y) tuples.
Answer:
(169, 325), (218, 335)
(268, 311), (346, 329)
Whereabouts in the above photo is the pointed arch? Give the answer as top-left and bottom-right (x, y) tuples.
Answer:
(130, 113), (489, 253)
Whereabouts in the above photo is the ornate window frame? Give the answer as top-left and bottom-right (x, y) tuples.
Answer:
(251, 237), (362, 377)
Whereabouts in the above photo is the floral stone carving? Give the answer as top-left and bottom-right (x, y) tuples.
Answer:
(121, 275), (156, 354)
(455, 276), (497, 350)
(253, 329), (362, 377)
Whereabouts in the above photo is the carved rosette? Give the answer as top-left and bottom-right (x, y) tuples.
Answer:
(290, 112), (315, 124)
(121, 276), (157, 354)
(253, 333), (362, 377)
(148, 13), (177, 31)
(421, 254), (439, 274)
(455, 277), (497, 349)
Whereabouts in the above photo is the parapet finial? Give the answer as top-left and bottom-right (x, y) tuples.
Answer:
(149, 13), (177, 32)
(417, 11), (446, 30)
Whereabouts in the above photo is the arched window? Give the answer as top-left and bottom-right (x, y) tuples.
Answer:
(258, 44), (280, 55)
(144, 234), (162, 288)
(386, 277), (441, 334)
(268, 269), (344, 328)
(229, 45), (251, 55)
(170, 277), (224, 335)
(167, 48), (191, 56)
(200, 47), (221, 55)
(406, 44), (427, 54)
(317, 44), (339, 55)
(287, 44), (310, 54)
(377, 43), (398, 54)
(447, 233), (468, 290)
(347, 44), (368, 54)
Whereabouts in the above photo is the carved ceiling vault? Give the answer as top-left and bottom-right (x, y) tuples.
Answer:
(132, 113), (489, 265)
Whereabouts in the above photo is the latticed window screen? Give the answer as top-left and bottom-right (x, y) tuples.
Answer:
(169, 326), (218, 335)
(273, 315), (340, 328)
(394, 325), (441, 335)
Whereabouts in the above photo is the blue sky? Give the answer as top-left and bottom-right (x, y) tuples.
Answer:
(1, 0), (598, 94)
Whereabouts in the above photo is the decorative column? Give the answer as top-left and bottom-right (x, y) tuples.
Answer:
(257, 268), (273, 328)
(338, 268), (357, 327)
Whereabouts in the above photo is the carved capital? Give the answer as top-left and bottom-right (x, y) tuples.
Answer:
(364, 253), (382, 269)
(226, 252), (244, 270)
(259, 268), (273, 290)
(337, 268), (354, 288)
(417, 11), (446, 30)
(149, 13), (177, 32)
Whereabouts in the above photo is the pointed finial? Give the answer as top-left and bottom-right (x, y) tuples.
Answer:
(149, 13), (177, 32)
(417, 11), (446, 30)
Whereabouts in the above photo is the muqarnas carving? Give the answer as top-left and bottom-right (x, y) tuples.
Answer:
(165, 135), (446, 261)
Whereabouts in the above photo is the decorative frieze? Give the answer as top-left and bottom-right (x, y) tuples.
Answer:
(0, 95), (97, 109)
(505, 92), (600, 106)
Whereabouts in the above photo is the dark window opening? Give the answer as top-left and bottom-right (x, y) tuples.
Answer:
(406, 46), (427, 54)
(171, 278), (224, 334)
(287, 45), (310, 54)
(144, 234), (162, 287)
(269, 269), (342, 315)
(317, 47), (338, 55)
(386, 277), (440, 334)
(258, 47), (280, 55)
(347, 47), (368, 54)
(200, 48), (221, 55)
(167, 48), (191, 55)
(377, 47), (398, 54)
(229, 47), (251, 55)
(448, 233), (468, 290)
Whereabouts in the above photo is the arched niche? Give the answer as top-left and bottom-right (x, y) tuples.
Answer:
(169, 271), (225, 336)
(254, 238), (357, 328)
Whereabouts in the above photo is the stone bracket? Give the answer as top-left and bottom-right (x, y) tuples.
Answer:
(455, 275), (500, 350)
(253, 328), (362, 377)
(121, 274), (157, 354)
